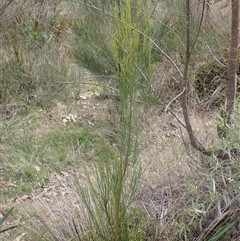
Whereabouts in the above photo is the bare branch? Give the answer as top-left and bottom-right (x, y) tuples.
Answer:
(180, 0), (206, 152)
(136, 65), (187, 130)
(164, 88), (186, 112)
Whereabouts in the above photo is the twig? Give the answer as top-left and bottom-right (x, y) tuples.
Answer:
(164, 88), (186, 112)
(136, 65), (187, 130)
(137, 29), (183, 78)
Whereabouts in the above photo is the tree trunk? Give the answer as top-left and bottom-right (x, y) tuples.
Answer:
(218, 0), (239, 138)
(226, 0), (239, 119)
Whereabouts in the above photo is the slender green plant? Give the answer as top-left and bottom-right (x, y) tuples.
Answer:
(78, 1), (152, 240)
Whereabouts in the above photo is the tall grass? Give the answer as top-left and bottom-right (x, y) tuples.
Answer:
(0, 0), (72, 106)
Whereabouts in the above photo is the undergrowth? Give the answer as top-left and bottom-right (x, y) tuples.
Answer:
(1, 1), (240, 241)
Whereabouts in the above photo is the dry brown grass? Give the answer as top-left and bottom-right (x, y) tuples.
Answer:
(1, 102), (223, 240)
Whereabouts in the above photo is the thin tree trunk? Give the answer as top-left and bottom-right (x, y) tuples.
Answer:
(226, 0), (239, 119)
(218, 0), (239, 138)
(181, 0), (240, 160)
(181, 0), (206, 152)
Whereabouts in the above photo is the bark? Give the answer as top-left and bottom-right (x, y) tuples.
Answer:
(226, 0), (239, 118)
(217, 0), (239, 138)
(181, 0), (206, 152)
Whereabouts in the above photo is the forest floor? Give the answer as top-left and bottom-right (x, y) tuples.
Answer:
(1, 83), (219, 240)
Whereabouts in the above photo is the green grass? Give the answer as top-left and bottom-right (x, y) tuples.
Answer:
(0, 109), (102, 200)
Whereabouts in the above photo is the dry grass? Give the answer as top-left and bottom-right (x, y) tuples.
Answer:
(1, 103), (226, 240)
(2, 92), (240, 240)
